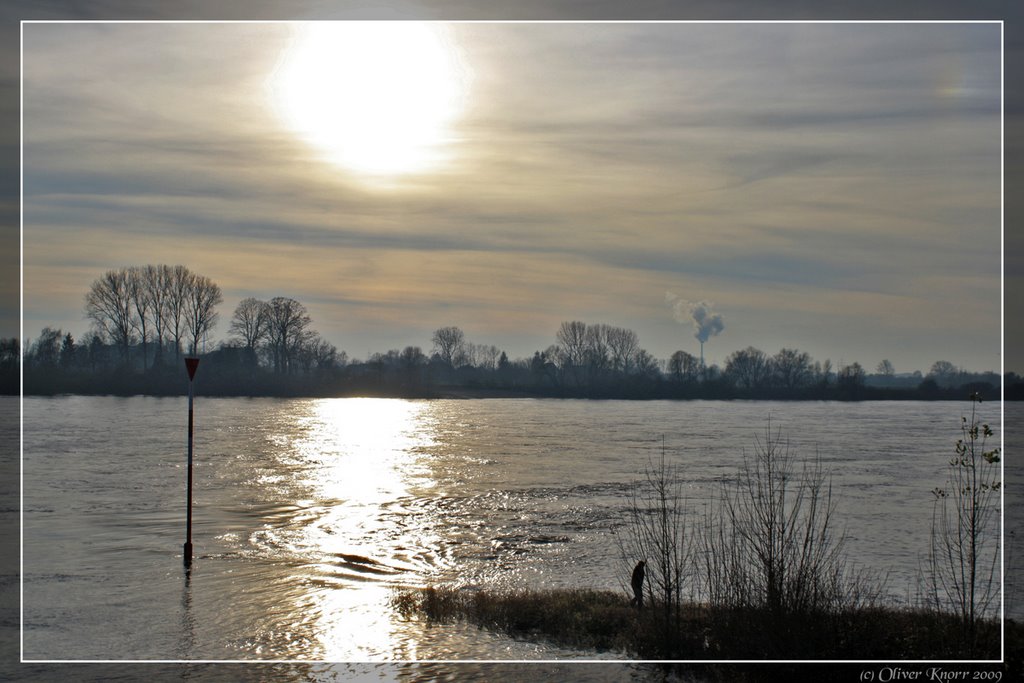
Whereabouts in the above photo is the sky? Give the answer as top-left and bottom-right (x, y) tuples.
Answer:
(19, 20), (1004, 375)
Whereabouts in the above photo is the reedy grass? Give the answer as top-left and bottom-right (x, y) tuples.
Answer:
(392, 585), (1009, 661)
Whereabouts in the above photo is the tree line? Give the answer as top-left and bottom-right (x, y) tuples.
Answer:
(84, 264), (222, 368)
(8, 264), (1017, 399)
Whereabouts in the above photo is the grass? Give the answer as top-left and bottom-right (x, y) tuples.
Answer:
(392, 585), (1015, 662)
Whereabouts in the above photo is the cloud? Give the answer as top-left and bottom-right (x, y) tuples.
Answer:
(17, 21), (1004, 372)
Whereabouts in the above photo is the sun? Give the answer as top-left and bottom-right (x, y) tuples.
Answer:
(271, 22), (468, 178)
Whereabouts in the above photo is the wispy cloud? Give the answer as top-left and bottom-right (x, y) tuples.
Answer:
(20, 21), (1002, 371)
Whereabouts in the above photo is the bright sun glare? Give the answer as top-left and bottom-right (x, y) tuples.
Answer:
(272, 22), (467, 178)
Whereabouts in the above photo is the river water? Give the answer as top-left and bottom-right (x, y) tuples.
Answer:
(16, 395), (1019, 664)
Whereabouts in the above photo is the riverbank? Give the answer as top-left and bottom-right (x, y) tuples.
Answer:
(393, 585), (1017, 664)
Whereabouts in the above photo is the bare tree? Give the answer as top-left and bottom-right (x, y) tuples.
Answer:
(164, 265), (192, 362)
(431, 326), (466, 367)
(584, 323), (610, 376)
(876, 359), (895, 377)
(265, 296), (312, 373)
(229, 297), (269, 366)
(295, 332), (336, 372)
(606, 326), (640, 373)
(631, 349), (660, 379)
(30, 327), (63, 367)
(480, 344), (501, 371)
(85, 268), (134, 362)
(144, 265), (172, 367)
(126, 266), (152, 370)
(929, 360), (959, 387)
(668, 350), (699, 382)
(556, 321), (587, 367)
(837, 362), (865, 390)
(773, 348), (813, 390)
(462, 342), (480, 368)
(725, 346), (771, 390)
(401, 345), (426, 369)
(184, 274), (223, 356)
(556, 320), (588, 385)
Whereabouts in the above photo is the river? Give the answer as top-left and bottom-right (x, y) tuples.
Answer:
(15, 395), (1019, 665)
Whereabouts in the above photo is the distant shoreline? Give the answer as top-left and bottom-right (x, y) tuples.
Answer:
(11, 362), (1017, 401)
(10, 387), (1019, 401)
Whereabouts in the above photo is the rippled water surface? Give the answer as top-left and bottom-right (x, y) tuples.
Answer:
(19, 396), (1018, 661)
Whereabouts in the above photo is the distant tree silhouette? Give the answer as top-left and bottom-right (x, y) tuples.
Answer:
(877, 359), (895, 377)
(84, 264), (222, 367)
(165, 265), (192, 362)
(556, 321), (588, 384)
(837, 362), (866, 396)
(143, 264), (172, 367)
(265, 297), (312, 373)
(184, 274), (223, 355)
(30, 327), (63, 368)
(431, 326), (466, 367)
(126, 267), (152, 369)
(60, 332), (75, 369)
(668, 350), (699, 383)
(772, 348), (813, 390)
(85, 269), (134, 362)
(929, 360), (959, 387)
(229, 297), (269, 366)
(606, 326), (640, 373)
(0, 338), (17, 368)
(725, 346), (771, 390)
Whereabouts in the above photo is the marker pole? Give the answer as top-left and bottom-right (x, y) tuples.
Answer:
(184, 357), (199, 568)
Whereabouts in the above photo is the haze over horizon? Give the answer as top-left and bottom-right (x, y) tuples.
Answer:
(20, 21), (1002, 375)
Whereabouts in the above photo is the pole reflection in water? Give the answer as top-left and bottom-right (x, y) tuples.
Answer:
(179, 572), (196, 659)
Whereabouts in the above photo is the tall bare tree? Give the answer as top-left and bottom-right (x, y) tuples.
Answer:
(773, 348), (813, 390)
(265, 296), (311, 373)
(85, 268), (134, 362)
(556, 321), (587, 368)
(126, 266), (152, 370)
(725, 346), (771, 390)
(606, 326), (640, 373)
(479, 344), (501, 371)
(668, 350), (699, 382)
(144, 264), (171, 367)
(164, 265), (192, 361)
(431, 326), (466, 367)
(584, 324), (610, 376)
(184, 274), (223, 355)
(229, 297), (269, 366)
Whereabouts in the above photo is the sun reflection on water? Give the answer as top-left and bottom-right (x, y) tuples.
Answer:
(281, 398), (443, 658)
(296, 398), (436, 503)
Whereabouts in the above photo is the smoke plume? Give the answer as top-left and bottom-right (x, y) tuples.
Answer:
(665, 292), (724, 343)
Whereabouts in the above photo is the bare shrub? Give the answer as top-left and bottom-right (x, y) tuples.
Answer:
(615, 437), (696, 657)
(699, 421), (874, 619)
(927, 393), (1001, 655)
